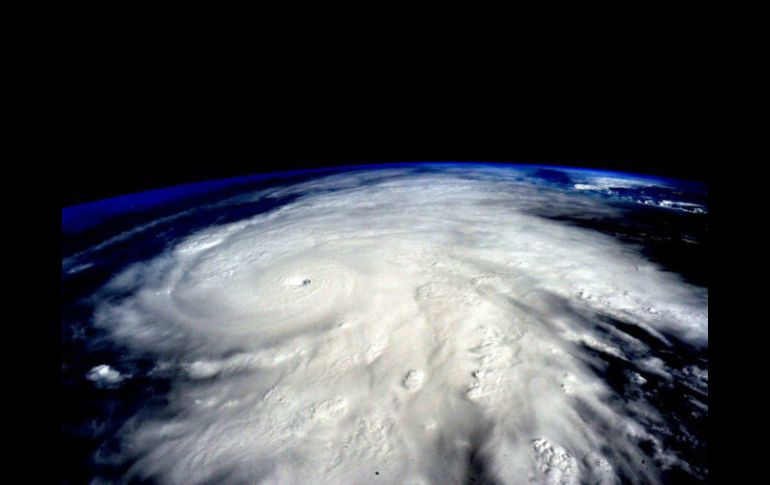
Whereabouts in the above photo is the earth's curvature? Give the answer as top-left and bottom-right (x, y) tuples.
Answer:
(61, 163), (708, 484)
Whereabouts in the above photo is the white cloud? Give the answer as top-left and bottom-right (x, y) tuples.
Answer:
(88, 168), (707, 484)
(86, 364), (127, 387)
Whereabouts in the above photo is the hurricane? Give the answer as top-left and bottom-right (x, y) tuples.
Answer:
(62, 164), (708, 484)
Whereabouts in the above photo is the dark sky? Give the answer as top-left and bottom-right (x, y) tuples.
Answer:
(55, 3), (710, 207)
(58, 112), (708, 207)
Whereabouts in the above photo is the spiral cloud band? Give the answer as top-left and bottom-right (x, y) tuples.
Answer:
(89, 166), (707, 484)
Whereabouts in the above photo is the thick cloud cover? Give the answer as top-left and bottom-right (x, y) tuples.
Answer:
(88, 166), (707, 484)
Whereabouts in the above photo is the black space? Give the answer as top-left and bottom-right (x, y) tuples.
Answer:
(57, 119), (711, 207)
(54, 3), (714, 207)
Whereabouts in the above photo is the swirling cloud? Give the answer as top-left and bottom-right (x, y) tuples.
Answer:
(90, 167), (707, 484)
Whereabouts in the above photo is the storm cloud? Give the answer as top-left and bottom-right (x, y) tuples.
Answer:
(87, 167), (707, 484)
